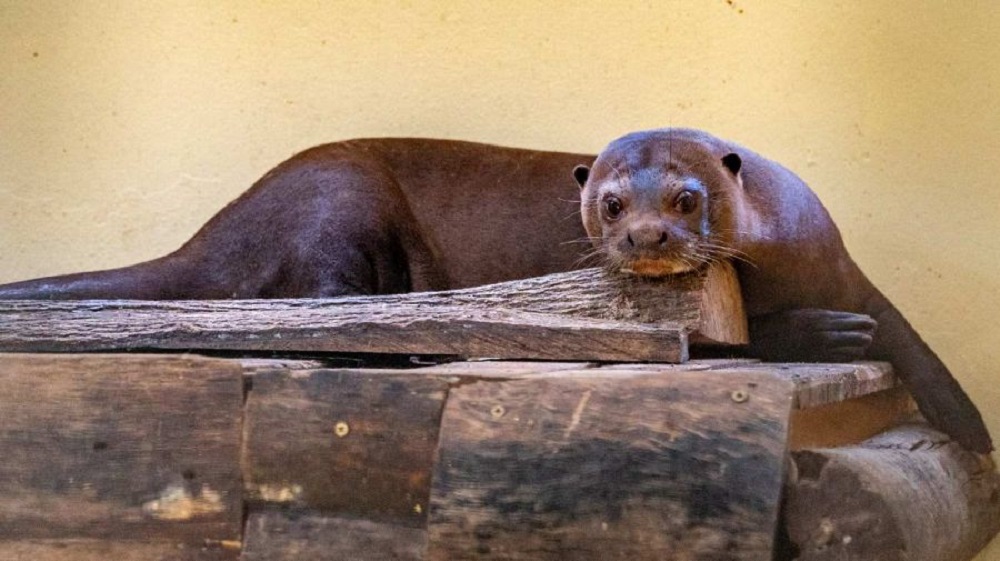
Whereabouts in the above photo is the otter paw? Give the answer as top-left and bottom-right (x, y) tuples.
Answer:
(748, 309), (877, 363)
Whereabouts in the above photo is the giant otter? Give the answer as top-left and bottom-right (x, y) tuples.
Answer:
(574, 128), (990, 453)
(0, 130), (990, 452)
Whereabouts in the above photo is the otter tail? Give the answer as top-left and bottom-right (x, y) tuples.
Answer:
(865, 288), (993, 453)
(0, 257), (190, 300)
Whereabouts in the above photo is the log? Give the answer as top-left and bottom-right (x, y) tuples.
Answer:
(426, 370), (794, 561)
(0, 354), (244, 543)
(241, 509), (426, 561)
(784, 422), (1000, 561)
(0, 263), (747, 360)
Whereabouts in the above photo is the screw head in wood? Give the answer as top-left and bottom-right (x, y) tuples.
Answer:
(730, 389), (749, 403)
(490, 405), (506, 418)
(334, 421), (350, 437)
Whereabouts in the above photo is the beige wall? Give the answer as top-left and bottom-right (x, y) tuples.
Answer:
(3, 1), (999, 554)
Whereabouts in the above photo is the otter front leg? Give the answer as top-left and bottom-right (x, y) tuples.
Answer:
(748, 309), (877, 363)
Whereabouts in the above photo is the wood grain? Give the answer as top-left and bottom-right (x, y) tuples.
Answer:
(243, 368), (449, 525)
(703, 361), (896, 409)
(0, 262), (753, 360)
(0, 540), (238, 561)
(427, 370), (794, 561)
(785, 422), (1000, 561)
(241, 509), (426, 561)
(0, 300), (687, 362)
(0, 354), (243, 542)
(788, 386), (915, 449)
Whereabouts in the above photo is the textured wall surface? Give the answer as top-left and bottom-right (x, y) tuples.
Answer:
(2, 2), (999, 556)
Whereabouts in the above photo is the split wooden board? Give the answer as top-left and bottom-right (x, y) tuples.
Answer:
(0, 263), (748, 362)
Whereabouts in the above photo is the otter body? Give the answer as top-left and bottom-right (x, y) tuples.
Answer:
(0, 129), (990, 452)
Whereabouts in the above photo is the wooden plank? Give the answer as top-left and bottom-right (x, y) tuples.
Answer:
(0, 261), (753, 359)
(426, 370), (794, 561)
(243, 368), (449, 524)
(789, 386), (916, 449)
(0, 354), (243, 542)
(0, 540), (238, 561)
(241, 509), (426, 561)
(689, 259), (748, 346)
(0, 301), (687, 362)
(704, 361), (896, 409)
(785, 422), (1000, 561)
(242, 358), (901, 524)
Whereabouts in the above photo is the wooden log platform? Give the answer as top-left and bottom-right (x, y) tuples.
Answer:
(2, 352), (990, 560)
(0, 263), (995, 559)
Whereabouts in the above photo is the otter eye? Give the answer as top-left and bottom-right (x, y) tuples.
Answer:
(604, 196), (623, 219)
(674, 190), (697, 214)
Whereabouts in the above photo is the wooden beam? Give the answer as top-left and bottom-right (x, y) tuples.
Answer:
(784, 422), (1000, 561)
(240, 359), (901, 522)
(0, 300), (687, 362)
(702, 361), (897, 409)
(0, 263), (748, 360)
(0, 354), (243, 543)
(426, 370), (794, 561)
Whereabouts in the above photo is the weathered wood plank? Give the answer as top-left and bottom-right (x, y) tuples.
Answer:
(0, 540), (238, 561)
(241, 359), (901, 522)
(421, 360), (896, 409)
(789, 386), (915, 449)
(0, 262), (751, 359)
(243, 368), (449, 525)
(426, 370), (794, 561)
(689, 259), (748, 345)
(0, 301), (687, 362)
(0, 354), (243, 542)
(241, 509), (426, 561)
(704, 361), (896, 409)
(785, 422), (1000, 561)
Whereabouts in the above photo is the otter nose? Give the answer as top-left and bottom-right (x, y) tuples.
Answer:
(626, 225), (669, 250)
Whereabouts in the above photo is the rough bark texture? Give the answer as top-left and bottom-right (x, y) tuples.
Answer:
(785, 422), (1000, 561)
(0, 263), (749, 360)
(0, 299), (688, 362)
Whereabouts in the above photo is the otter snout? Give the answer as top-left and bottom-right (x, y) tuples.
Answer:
(626, 224), (669, 251)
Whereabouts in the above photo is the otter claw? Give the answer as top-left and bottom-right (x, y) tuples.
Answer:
(748, 308), (877, 363)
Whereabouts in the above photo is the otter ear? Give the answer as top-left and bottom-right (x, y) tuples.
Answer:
(572, 165), (590, 188)
(721, 153), (742, 176)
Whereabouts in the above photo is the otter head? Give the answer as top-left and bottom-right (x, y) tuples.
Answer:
(574, 130), (743, 278)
